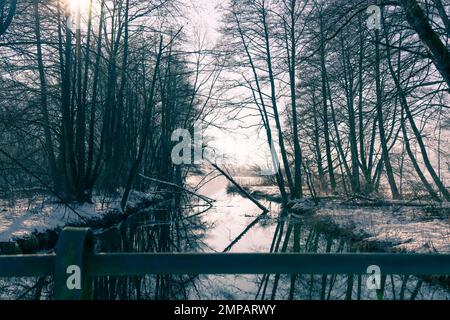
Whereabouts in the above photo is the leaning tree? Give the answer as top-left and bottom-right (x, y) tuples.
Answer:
(0, 0), (16, 36)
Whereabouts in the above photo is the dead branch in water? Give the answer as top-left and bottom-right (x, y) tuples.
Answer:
(207, 161), (269, 213)
(138, 174), (215, 208)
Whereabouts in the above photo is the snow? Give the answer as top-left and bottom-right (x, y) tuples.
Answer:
(245, 185), (450, 253)
(0, 191), (158, 242)
(240, 185), (450, 254)
(313, 205), (450, 253)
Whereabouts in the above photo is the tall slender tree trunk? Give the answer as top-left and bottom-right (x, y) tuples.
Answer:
(383, 22), (445, 201)
(112, 0), (130, 182)
(357, 16), (372, 192)
(312, 93), (325, 190)
(33, 0), (59, 191)
(74, 2), (86, 200)
(285, 0), (303, 198)
(121, 36), (164, 210)
(340, 37), (360, 193)
(60, 0), (77, 199)
(85, 0), (104, 191)
(261, 6), (295, 197)
(374, 29), (400, 199)
(233, 12), (288, 204)
(319, 14), (336, 192)
(327, 70), (351, 179)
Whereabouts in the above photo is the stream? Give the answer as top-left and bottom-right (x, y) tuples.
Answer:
(1, 176), (450, 300)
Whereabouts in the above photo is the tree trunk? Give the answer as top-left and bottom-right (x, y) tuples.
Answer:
(261, 6), (295, 196)
(340, 37), (360, 193)
(383, 18), (450, 201)
(319, 14), (336, 193)
(285, 0), (303, 198)
(0, 0), (16, 36)
(121, 36), (164, 210)
(399, 0), (450, 88)
(374, 29), (400, 199)
(33, 0), (60, 192)
(233, 11), (288, 204)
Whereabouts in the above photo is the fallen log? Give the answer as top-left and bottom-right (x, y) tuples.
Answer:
(341, 195), (450, 209)
(208, 161), (269, 213)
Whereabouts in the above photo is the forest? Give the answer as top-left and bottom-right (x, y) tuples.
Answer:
(0, 0), (449, 301)
(219, 0), (449, 204)
(0, 0), (448, 206)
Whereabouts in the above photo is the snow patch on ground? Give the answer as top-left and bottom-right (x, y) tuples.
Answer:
(0, 191), (157, 242)
(314, 206), (450, 253)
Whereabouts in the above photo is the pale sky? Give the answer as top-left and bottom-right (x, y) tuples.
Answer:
(188, 0), (275, 168)
(71, 0), (271, 168)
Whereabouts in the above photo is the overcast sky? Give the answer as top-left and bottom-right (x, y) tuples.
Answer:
(71, 0), (269, 168)
(188, 0), (274, 169)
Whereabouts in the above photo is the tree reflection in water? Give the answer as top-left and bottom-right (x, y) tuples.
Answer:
(256, 213), (450, 300)
(1, 191), (450, 300)
(93, 192), (208, 300)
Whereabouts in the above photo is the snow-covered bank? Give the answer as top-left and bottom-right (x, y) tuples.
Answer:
(289, 198), (450, 253)
(246, 185), (450, 254)
(0, 191), (162, 244)
(314, 206), (450, 253)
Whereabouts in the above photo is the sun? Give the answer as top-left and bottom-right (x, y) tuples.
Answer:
(69, 0), (89, 14)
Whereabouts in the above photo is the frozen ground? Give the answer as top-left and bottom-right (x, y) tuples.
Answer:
(304, 202), (450, 253)
(0, 191), (156, 242)
(235, 184), (450, 254)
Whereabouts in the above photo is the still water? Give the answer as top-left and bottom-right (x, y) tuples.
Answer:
(1, 176), (450, 300)
(92, 176), (450, 300)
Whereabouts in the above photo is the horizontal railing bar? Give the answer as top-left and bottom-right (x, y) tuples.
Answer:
(85, 253), (450, 276)
(1, 253), (450, 278)
(0, 254), (55, 277)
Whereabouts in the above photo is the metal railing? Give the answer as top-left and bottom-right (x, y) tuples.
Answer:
(1, 227), (450, 299)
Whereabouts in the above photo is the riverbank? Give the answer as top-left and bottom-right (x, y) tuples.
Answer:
(0, 190), (165, 254)
(247, 186), (450, 254)
(307, 201), (450, 254)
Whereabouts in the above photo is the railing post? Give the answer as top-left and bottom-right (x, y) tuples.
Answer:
(54, 227), (93, 300)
